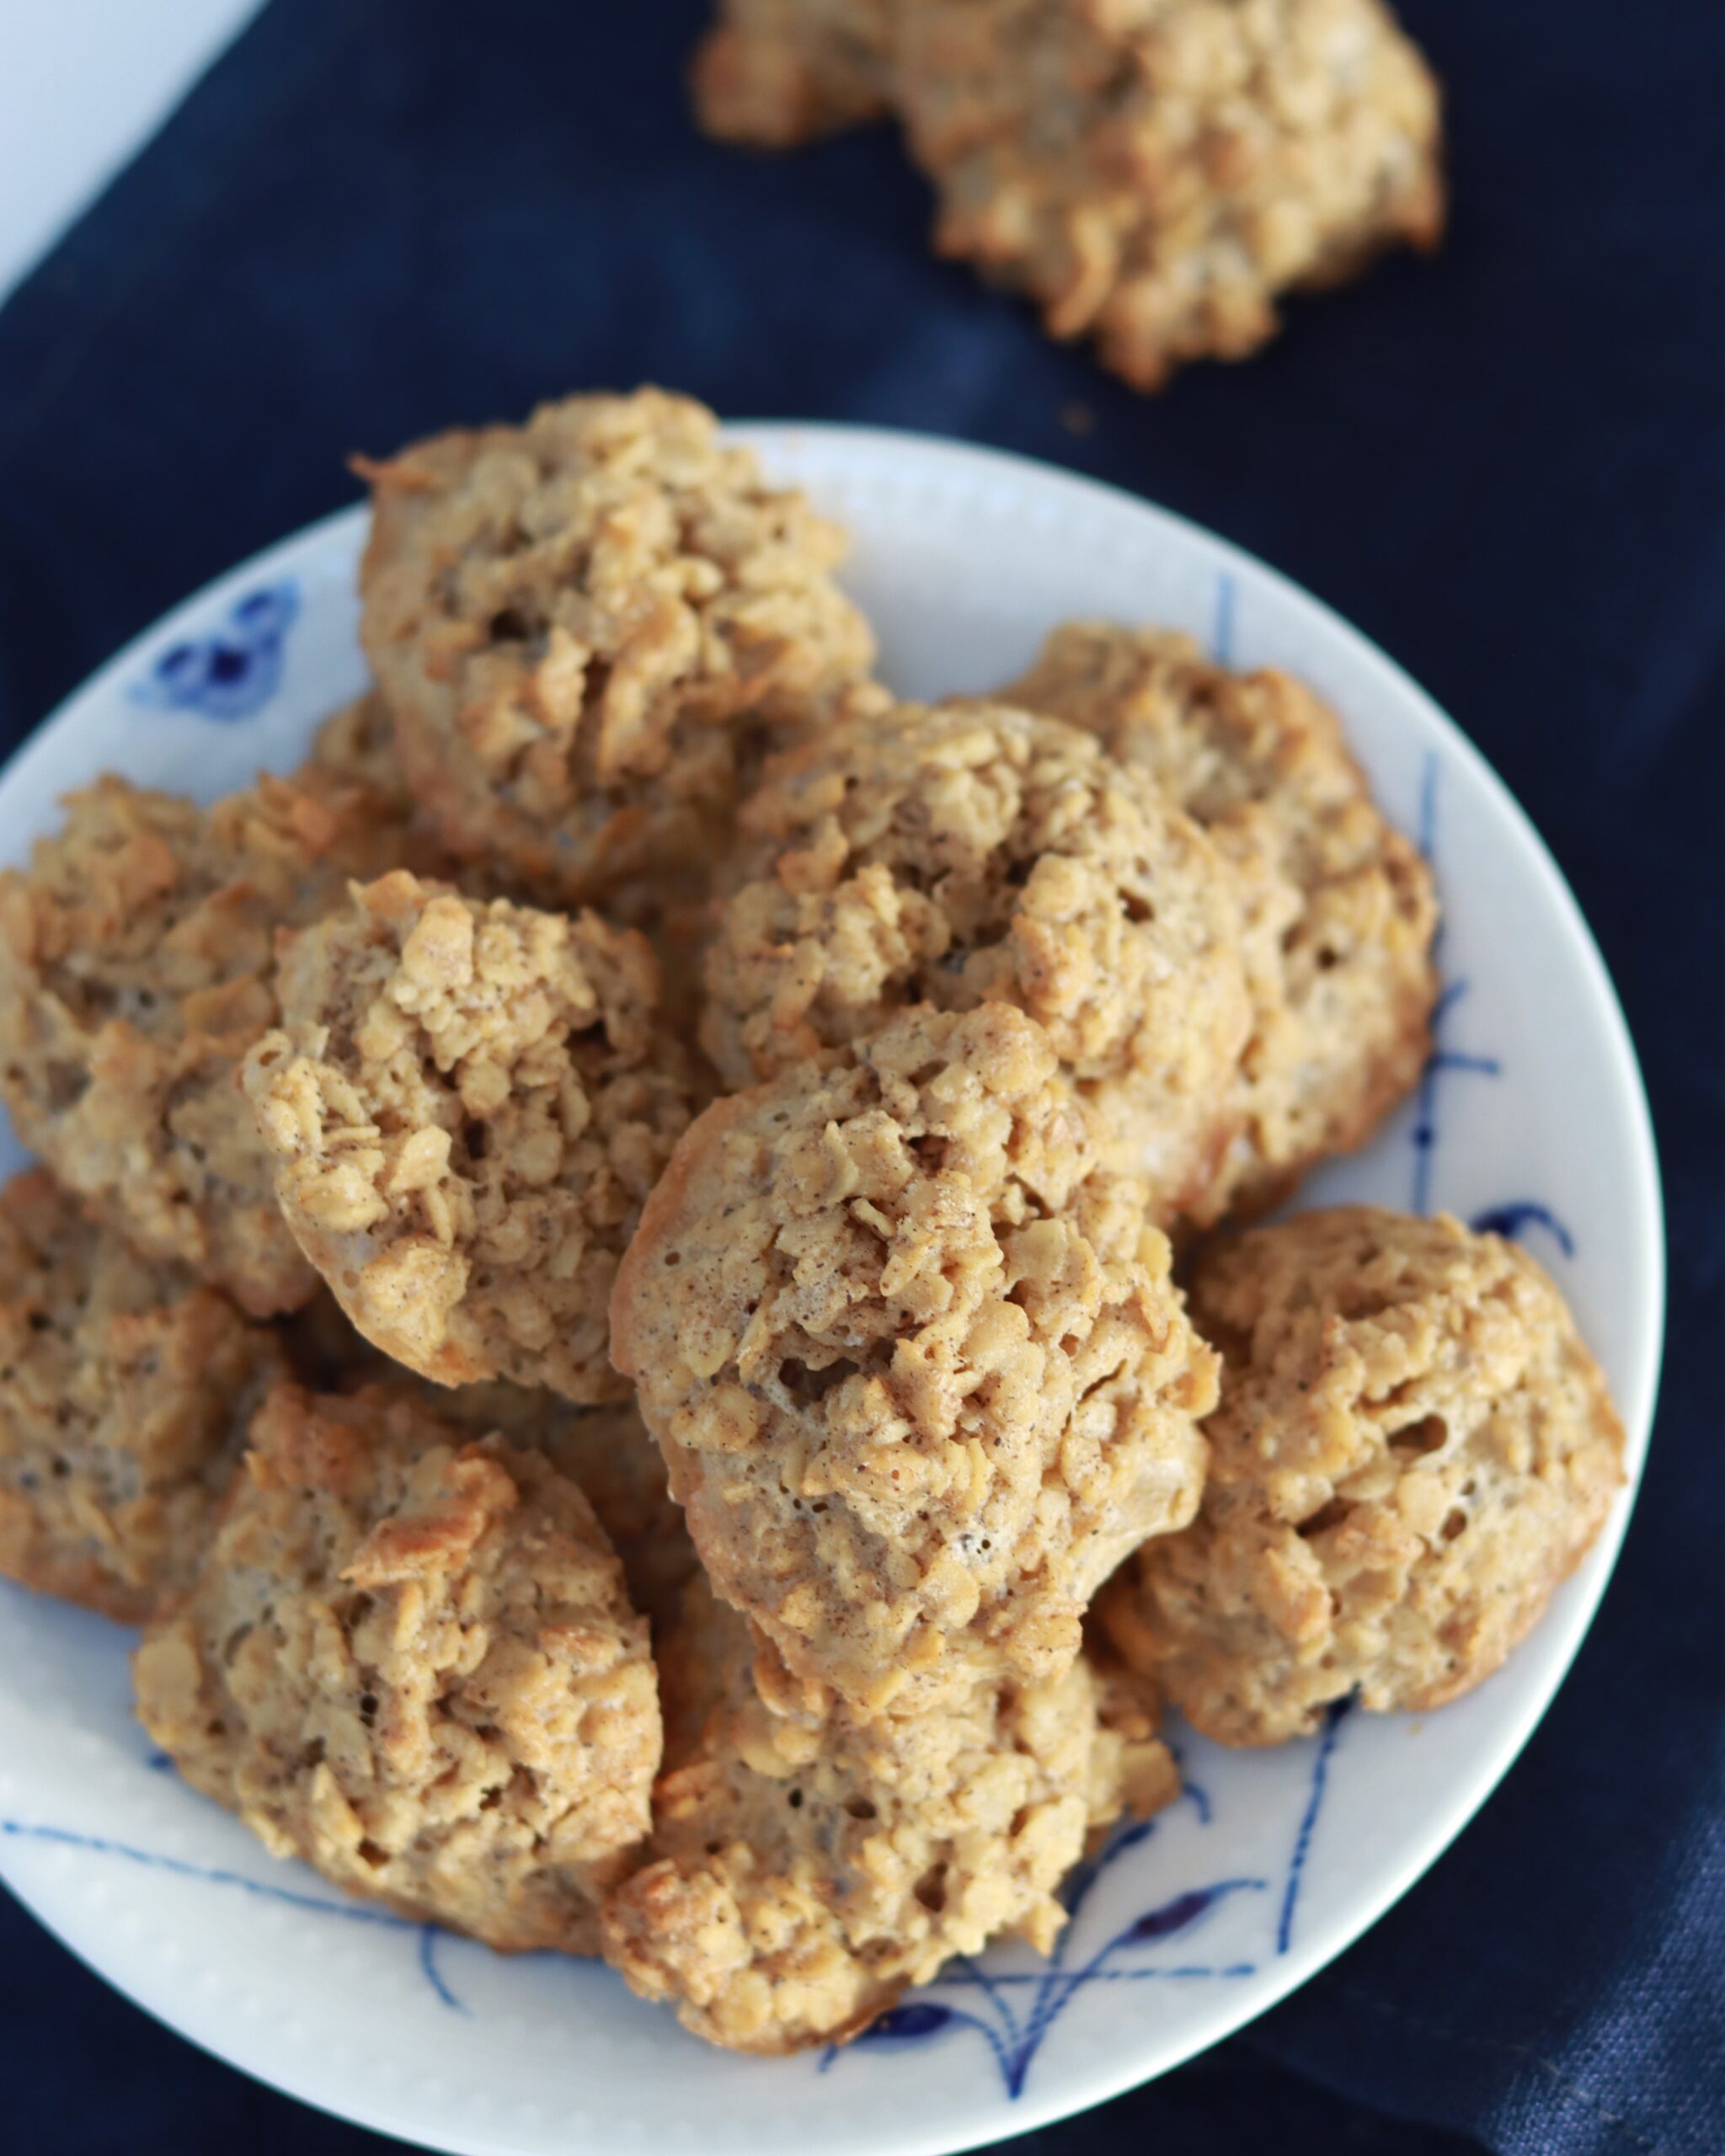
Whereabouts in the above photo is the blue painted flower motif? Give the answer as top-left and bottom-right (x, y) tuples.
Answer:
(1408, 756), (1504, 1215)
(0, 1816), (469, 2015)
(821, 1774), (1272, 2096)
(1122, 1887), (1226, 1944)
(1409, 756), (1576, 1261)
(1275, 1697), (1351, 1954)
(858, 2003), (954, 2045)
(1470, 1203), (1575, 1258)
(130, 581), (300, 722)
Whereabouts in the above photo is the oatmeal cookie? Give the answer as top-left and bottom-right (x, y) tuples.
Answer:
(442, 1386), (697, 1635)
(356, 388), (877, 905)
(534, 1401), (698, 1635)
(1084, 1618), (1183, 1828)
(611, 1002), (1216, 1712)
(280, 1291), (697, 1628)
(892, 0), (1444, 389)
(1098, 1207), (1625, 1744)
(692, 0), (895, 146)
(133, 1382), (660, 1952)
(1003, 622), (1437, 1219)
(0, 775), (382, 1315)
(701, 696), (1251, 1215)
(243, 870), (699, 1401)
(0, 1169), (286, 1623)
(305, 690), (416, 821)
(300, 690), (544, 895)
(603, 1577), (1146, 2052)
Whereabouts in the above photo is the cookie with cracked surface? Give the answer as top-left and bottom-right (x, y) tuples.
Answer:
(692, 0), (895, 146)
(603, 1576), (1157, 2052)
(701, 696), (1251, 1216)
(1097, 1207), (1625, 1745)
(133, 1381), (660, 1952)
(441, 1386), (698, 1636)
(0, 775), (385, 1315)
(243, 870), (700, 1401)
(892, 0), (1444, 390)
(1002, 622), (1438, 1221)
(356, 387), (877, 905)
(0, 1169), (286, 1624)
(279, 1291), (697, 1629)
(611, 1002), (1216, 1712)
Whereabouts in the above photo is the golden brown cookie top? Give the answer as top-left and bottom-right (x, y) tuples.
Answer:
(1101, 1206), (1625, 1743)
(1002, 622), (1438, 1219)
(244, 869), (699, 1400)
(357, 387), (877, 902)
(133, 1380), (660, 1953)
(692, 0), (895, 146)
(433, 1381), (697, 1636)
(701, 695), (1251, 1214)
(612, 1001), (1215, 1712)
(0, 774), (350, 1042)
(276, 1283), (696, 1630)
(1003, 622), (1414, 881)
(0, 1168), (286, 1623)
(0, 774), (381, 1314)
(893, 0), (1444, 388)
(601, 1576), (1120, 2052)
(0, 1168), (174, 1338)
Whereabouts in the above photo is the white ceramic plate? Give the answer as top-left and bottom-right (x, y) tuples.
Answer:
(0, 427), (1663, 2156)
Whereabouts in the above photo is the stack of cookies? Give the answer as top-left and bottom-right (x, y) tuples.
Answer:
(0, 387), (1623, 2055)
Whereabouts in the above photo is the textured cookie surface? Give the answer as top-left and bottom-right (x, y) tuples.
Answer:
(0, 1170), (286, 1623)
(1099, 1207), (1624, 1744)
(1003, 622), (1437, 1219)
(1084, 1619), (1184, 1828)
(612, 1003), (1216, 1711)
(439, 1385), (698, 1635)
(0, 776), (384, 1314)
(692, 0), (895, 145)
(301, 690), (566, 899)
(300, 690), (463, 875)
(702, 696), (1250, 1215)
(304, 690), (418, 823)
(357, 387), (877, 904)
(133, 1383), (660, 1951)
(892, 0), (1444, 388)
(244, 871), (698, 1400)
(602, 1577), (1158, 2052)
(278, 1289), (697, 1630)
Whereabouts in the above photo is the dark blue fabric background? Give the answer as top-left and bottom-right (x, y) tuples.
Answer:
(0, 3), (1719, 2151)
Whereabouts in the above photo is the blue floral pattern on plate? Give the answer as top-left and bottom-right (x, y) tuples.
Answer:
(129, 581), (300, 721)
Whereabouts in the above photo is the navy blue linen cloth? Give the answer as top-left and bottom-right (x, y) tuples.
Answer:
(0, 3), (1719, 2152)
